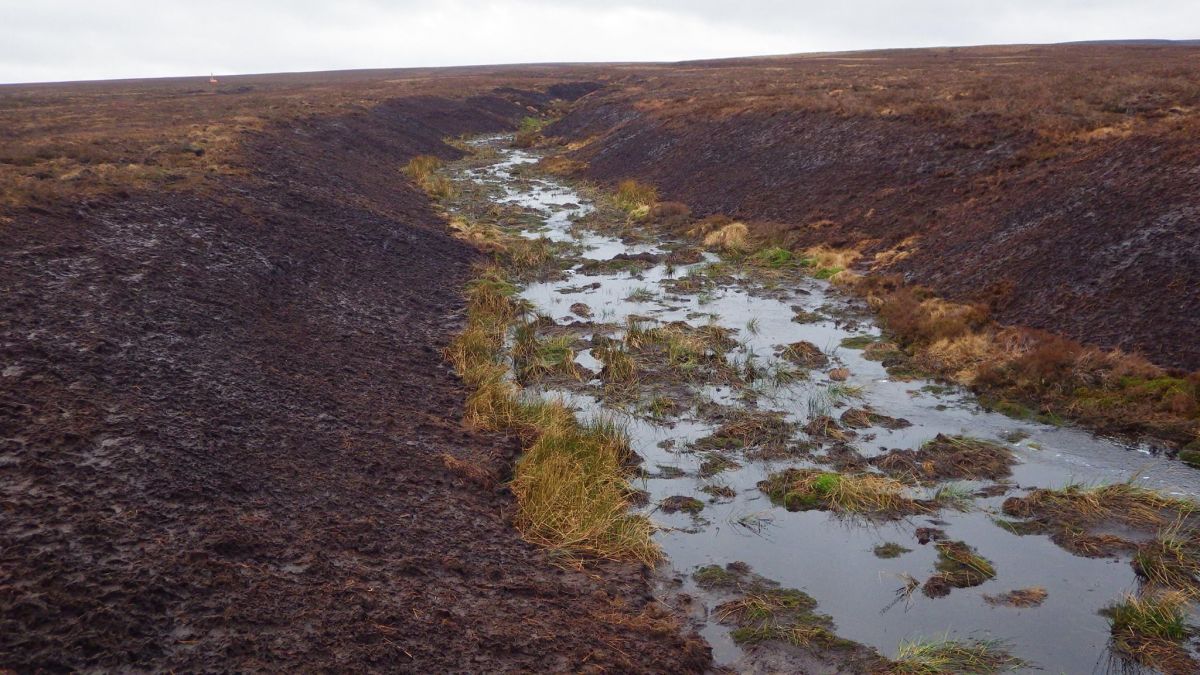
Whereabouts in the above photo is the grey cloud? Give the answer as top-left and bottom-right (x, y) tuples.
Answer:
(1, 0), (1197, 84)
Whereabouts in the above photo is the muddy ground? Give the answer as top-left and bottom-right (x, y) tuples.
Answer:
(0, 93), (708, 671)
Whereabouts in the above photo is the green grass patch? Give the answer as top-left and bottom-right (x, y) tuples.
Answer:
(839, 335), (878, 349)
(891, 636), (1023, 674)
(447, 264), (657, 564)
(758, 468), (926, 517)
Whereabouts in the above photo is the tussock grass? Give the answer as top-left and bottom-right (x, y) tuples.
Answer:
(1132, 520), (1200, 595)
(931, 484), (975, 511)
(759, 468), (927, 517)
(781, 340), (829, 368)
(890, 636), (1023, 674)
(1001, 480), (1197, 558)
(804, 245), (860, 271)
(626, 286), (657, 302)
(614, 179), (657, 213)
(403, 154), (455, 199)
(514, 331), (581, 382)
(873, 434), (1016, 483)
(702, 221), (749, 252)
(449, 217), (508, 252)
(446, 264), (658, 563)
(854, 276), (1200, 447)
(511, 410), (660, 563)
(1104, 592), (1195, 672)
(594, 341), (638, 382)
(1004, 481), (1196, 530)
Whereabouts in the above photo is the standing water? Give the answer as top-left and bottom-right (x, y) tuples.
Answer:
(443, 136), (1200, 673)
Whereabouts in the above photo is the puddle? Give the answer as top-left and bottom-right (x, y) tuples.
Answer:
(445, 137), (1200, 673)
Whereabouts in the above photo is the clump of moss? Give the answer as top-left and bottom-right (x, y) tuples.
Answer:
(872, 434), (1016, 484)
(839, 335), (878, 349)
(984, 587), (1047, 608)
(660, 495), (705, 515)
(699, 453), (741, 478)
(922, 540), (996, 597)
(695, 410), (796, 451)
(781, 340), (829, 368)
(758, 468), (927, 518)
(1178, 448), (1200, 469)
(716, 588), (857, 651)
(750, 246), (802, 270)
(874, 542), (912, 559)
(701, 483), (737, 500)
(692, 563), (743, 590)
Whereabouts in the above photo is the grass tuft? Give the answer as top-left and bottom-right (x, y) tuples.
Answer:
(890, 635), (1023, 674)
(614, 179), (657, 213)
(403, 154), (454, 199)
(447, 264), (658, 563)
(758, 468), (927, 517)
(1103, 591), (1196, 672)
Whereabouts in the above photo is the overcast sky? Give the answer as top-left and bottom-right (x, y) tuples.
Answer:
(2, 1), (1198, 84)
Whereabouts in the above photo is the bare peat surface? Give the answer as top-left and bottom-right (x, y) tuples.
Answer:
(449, 136), (1200, 673)
(0, 93), (708, 672)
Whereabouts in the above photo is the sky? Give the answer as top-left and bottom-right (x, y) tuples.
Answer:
(2, 1), (1198, 84)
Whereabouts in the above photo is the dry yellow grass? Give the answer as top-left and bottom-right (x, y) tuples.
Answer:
(804, 245), (861, 269)
(449, 218), (508, 252)
(445, 262), (658, 563)
(916, 333), (1000, 384)
(703, 222), (750, 251)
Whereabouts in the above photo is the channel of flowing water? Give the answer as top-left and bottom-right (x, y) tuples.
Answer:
(447, 136), (1200, 673)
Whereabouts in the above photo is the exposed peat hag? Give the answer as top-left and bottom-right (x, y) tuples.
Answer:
(544, 46), (1200, 374)
(444, 136), (1200, 673)
(539, 46), (1200, 455)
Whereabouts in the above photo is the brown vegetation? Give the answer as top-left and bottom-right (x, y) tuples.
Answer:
(871, 434), (1017, 483)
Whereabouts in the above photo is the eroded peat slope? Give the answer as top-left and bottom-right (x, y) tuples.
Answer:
(1, 76), (708, 671)
(546, 44), (1200, 373)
